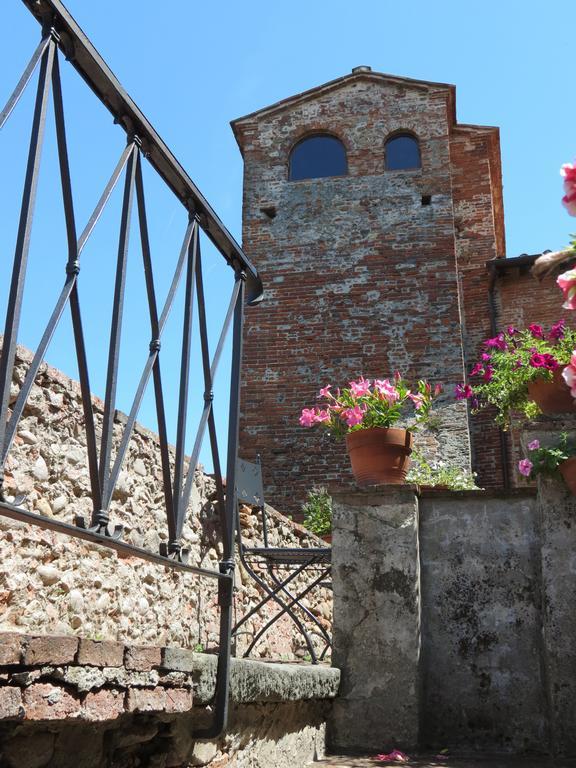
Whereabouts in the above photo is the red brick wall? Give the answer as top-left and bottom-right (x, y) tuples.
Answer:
(234, 73), (471, 516)
(449, 127), (507, 488)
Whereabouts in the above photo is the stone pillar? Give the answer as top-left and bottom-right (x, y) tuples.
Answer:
(328, 486), (421, 753)
(525, 417), (576, 756)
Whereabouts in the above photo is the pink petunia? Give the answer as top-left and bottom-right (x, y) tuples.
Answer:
(561, 161), (576, 216)
(481, 352), (492, 362)
(455, 383), (474, 400)
(484, 333), (507, 350)
(529, 352), (558, 370)
(549, 319), (566, 340)
(528, 439), (540, 451)
(314, 409), (331, 423)
(318, 385), (332, 399)
(528, 323), (544, 339)
(349, 377), (371, 397)
(518, 458), (533, 477)
(557, 269), (576, 310)
(470, 363), (484, 377)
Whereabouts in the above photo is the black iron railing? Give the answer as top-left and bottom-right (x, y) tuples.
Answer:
(0, 0), (262, 738)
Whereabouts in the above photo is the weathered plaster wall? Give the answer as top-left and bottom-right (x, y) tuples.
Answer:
(0, 346), (331, 661)
(233, 70), (472, 517)
(419, 491), (546, 752)
(330, 480), (576, 756)
(0, 632), (340, 767)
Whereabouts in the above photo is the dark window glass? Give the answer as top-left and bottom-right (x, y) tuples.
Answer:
(289, 135), (347, 181)
(385, 134), (421, 170)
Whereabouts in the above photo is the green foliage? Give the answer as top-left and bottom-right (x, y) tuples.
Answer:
(406, 452), (480, 490)
(302, 487), (332, 536)
(522, 433), (576, 478)
(462, 323), (576, 428)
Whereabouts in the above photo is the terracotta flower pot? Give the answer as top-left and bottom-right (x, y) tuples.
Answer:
(527, 368), (576, 414)
(345, 427), (413, 485)
(559, 456), (576, 495)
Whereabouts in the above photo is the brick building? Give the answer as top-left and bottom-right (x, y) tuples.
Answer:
(232, 67), (566, 516)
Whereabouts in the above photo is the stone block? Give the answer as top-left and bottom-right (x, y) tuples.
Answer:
(77, 639), (124, 667)
(0, 632), (25, 665)
(162, 646), (195, 673)
(163, 687), (192, 713)
(0, 686), (23, 718)
(24, 635), (78, 666)
(126, 687), (167, 712)
(125, 644), (161, 671)
(83, 688), (125, 721)
(23, 683), (82, 720)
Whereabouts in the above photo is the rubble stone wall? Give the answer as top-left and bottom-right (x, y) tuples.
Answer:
(0, 346), (332, 660)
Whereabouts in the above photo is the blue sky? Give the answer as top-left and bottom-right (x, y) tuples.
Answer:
(1, 0), (574, 470)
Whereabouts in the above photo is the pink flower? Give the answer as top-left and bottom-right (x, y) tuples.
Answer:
(374, 379), (400, 403)
(507, 326), (519, 336)
(314, 409), (331, 423)
(318, 385), (333, 399)
(343, 405), (365, 427)
(528, 439), (540, 451)
(470, 363), (484, 377)
(529, 352), (558, 370)
(481, 352), (492, 362)
(484, 333), (507, 350)
(562, 354), (576, 397)
(375, 750), (409, 763)
(434, 383), (443, 396)
(528, 323), (544, 339)
(482, 365), (494, 382)
(455, 383), (474, 400)
(557, 269), (576, 310)
(349, 377), (371, 397)
(408, 392), (425, 409)
(299, 408), (317, 427)
(549, 319), (566, 340)
(561, 161), (576, 216)
(518, 458), (533, 477)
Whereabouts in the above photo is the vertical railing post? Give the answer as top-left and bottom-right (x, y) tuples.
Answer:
(192, 269), (245, 740)
(0, 37), (55, 497)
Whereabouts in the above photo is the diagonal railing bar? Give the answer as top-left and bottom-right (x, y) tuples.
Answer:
(0, 34), (51, 130)
(96, 142), (138, 531)
(2, 139), (135, 465)
(103, 160), (195, 519)
(69, 283), (102, 510)
(171, 223), (199, 548)
(176, 257), (241, 538)
(0, 38), (56, 491)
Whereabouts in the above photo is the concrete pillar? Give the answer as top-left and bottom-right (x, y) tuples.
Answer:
(328, 485), (421, 753)
(525, 417), (576, 756)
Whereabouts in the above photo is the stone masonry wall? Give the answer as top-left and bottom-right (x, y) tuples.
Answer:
(233, 71), (473, 517)
(0, 632), (339, 767)
(0, 346), (332, 661)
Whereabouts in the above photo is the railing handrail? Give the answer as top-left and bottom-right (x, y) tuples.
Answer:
(21, 0), (263, 305)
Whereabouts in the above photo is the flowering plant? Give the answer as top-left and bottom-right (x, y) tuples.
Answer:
(406, 451), (479, 490)
(518, 434), (576, 480)
(456, 321), (576, 427)
(299, 373), (441, 439)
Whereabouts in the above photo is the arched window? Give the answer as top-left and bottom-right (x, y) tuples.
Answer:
(289, 134), (347, 181)
(385, 133), (421, 171)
